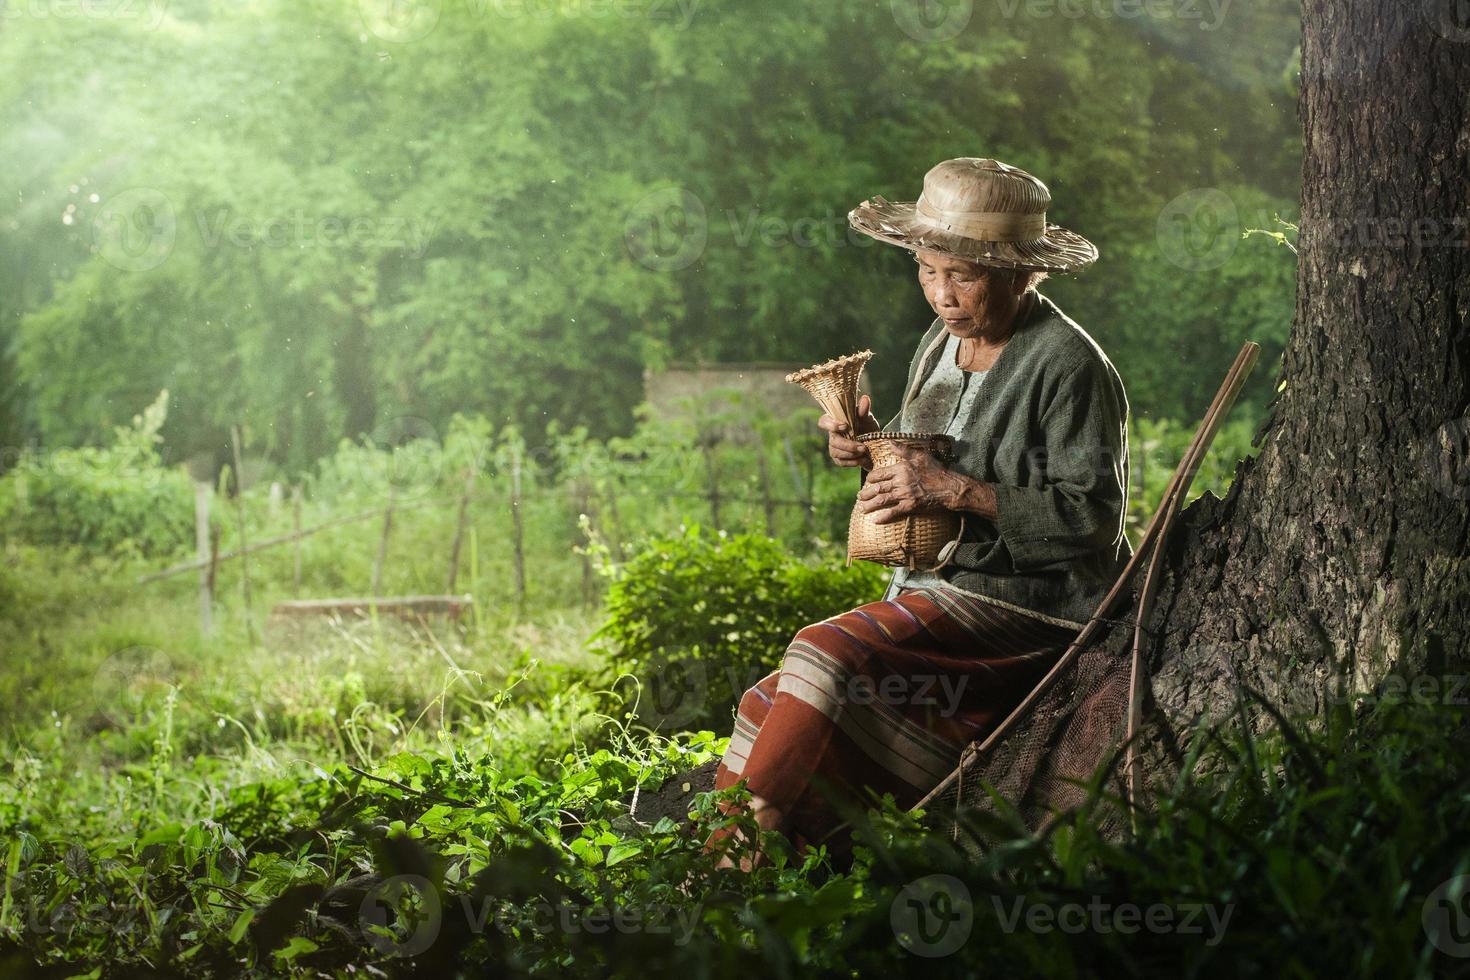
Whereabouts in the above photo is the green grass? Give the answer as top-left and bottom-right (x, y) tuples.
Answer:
(1, 412), (1464, 978)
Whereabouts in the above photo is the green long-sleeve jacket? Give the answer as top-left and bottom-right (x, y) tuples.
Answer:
(881, 292), (1132, 629)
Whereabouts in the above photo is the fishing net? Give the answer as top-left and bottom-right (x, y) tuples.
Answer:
(917, 593), (1181, 845)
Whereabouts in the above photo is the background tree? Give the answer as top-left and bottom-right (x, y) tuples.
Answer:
(0, 0), (1301, 470)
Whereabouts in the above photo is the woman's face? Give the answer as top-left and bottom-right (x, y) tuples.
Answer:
(914, 249), (1026, 339)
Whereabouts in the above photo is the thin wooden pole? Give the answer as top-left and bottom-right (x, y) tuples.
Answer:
(576, 478), (595, 608)
(910, 342), (1261, 815)
(783, 435), (814, 535)
(229, 426), (257, 644)
(372, 486), (396, 598)
(756, 442), (776, 537)
(602, 475), (624, 558)
(194, 480), (212, 637)
(207, 522), (220, 621)
(291, 485), (303, 597)
(1125, 342), (1260, 825)
(469, 525), (481, 631)
(802, 449), (816, 532)
(703, 439), (722, 528)
(446, 467), (478, 593)
(510, 443), (526, 609)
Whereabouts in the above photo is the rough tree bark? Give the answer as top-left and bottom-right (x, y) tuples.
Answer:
(1146, 0), (1470, 730)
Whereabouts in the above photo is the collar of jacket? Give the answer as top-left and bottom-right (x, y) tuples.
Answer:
(898, 292), (1057, 417)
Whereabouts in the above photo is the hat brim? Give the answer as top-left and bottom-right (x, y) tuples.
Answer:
(848, 195), (1098, 273)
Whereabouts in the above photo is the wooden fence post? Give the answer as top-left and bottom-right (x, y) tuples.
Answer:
(194, 480), (213, 637)
(755, 442), (776, 537)
(469, 525), (481, 630)
(702, 438), (722, 529)
(446, 467), (478, 593)
(291, 485), (303, 597)
(510, 442), (526, 609)
(575, 478), (595, 608)
(803, 447), (817, 533)
(601, 476), (624, 558)
(372, 487), (396, 598)
(783, 435), (814, 535)
(207, 522), (220, 620)
(229, 425), (257, 644)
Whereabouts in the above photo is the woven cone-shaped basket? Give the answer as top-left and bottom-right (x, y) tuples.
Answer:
(848, 433), (962, 570)
(785, 350), (873, 430)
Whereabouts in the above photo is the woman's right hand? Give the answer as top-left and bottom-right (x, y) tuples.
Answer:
(818, 394), (879, 468)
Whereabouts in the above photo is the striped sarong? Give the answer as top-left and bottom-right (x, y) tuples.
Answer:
(714, 586), (1079, 848)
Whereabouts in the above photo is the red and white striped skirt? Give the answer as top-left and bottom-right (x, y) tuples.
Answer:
(714, 586), (1079, 848)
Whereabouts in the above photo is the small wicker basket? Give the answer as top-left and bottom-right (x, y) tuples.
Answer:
(847, 432), (963, 570)
(785, 350), (873, 431)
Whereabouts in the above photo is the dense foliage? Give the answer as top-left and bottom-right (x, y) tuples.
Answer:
(596, 527), (888, 730)
(0, 0), (1300, 468)
(0, 391), (192, 559)
(1, 597), (1463, 979)
(1, 411), (1463, 977)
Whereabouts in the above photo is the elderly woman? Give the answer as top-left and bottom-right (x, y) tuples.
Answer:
(711, 158), (1132, 861)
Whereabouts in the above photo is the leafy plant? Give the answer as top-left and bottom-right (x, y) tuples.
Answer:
(0, 391), (192, 560)
(595, 526), (887, 732)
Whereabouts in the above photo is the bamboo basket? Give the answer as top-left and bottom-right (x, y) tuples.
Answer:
(784, 350), (873, 430)
(847, 432), (962, 570)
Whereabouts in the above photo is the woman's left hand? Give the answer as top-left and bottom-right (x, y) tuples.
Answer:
(856, 444), (965, 525)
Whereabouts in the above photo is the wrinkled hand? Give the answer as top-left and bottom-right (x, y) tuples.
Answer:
(817, 394), (880, 468)
(857, 443), (965, 524)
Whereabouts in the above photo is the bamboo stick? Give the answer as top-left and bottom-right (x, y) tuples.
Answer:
(911, 341), (1261, 814)
(1124, 341), (1259, 824)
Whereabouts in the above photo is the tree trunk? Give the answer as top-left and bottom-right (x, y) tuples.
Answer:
(1146, 0), (1470, 731)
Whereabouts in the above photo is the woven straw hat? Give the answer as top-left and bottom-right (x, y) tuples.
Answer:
(848, 158), (1097, 273)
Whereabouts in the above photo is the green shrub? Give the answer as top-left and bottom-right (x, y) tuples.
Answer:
(594, 526), (888, 732)
(0, 391), (192, 560)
